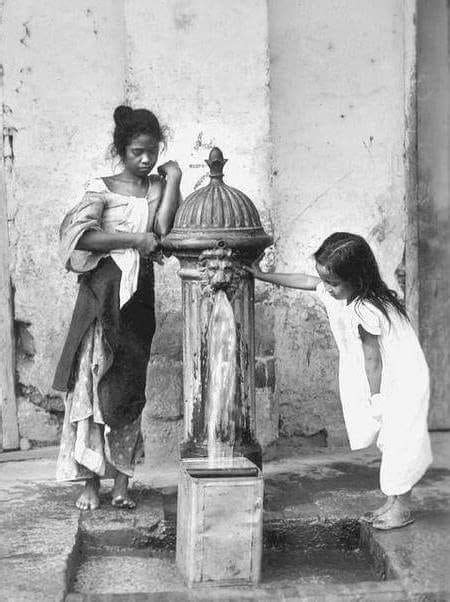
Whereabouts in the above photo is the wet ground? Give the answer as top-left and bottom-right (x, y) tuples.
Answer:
(70, 541), (380, 594)
(1, 433), (449, 600)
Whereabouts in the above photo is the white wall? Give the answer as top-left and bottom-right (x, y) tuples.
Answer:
(124, 0), (271, 315)
(123, 0), (271, 460)
(1, 0), (416, 451)
(268, 0), (416, 444)
(2, 0), (125, 403)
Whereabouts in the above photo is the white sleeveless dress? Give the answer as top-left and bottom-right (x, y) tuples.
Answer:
(316, 282), (432, 495)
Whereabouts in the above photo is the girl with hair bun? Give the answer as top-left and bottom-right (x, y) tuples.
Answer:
(53, 105), (182, 510)
(247, 232), (432, 530)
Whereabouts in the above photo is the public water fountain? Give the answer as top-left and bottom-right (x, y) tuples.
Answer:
(163, 147), (272, 586)
(164, 147), (272, 469)
(67, 149), (399, 598)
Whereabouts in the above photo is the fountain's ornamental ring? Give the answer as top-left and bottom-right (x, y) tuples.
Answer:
(162, 147), (272, 255)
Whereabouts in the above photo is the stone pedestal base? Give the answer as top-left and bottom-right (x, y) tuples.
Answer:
(176, 457), (263, 587)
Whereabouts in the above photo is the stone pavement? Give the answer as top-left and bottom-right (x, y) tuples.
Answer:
(0, 433), (449, 601)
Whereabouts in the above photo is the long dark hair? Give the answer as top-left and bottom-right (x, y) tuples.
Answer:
(314, 232), (408, 322)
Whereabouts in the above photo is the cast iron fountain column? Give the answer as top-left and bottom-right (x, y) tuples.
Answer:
(163, 148), (272, 469)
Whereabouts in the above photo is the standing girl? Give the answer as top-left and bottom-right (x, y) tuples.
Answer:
(53, 105), (181, 510)
(248, 232), (432, 530)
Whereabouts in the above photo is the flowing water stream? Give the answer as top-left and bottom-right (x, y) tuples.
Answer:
(206, 289), (237, 465)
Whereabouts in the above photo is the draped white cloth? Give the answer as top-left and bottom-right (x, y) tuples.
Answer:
(56, 176), (163, 481)
(315, 282), (432, 495)
(60, 176), (162, 307)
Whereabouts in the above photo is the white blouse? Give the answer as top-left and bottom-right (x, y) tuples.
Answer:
(60, 176), (162, 307)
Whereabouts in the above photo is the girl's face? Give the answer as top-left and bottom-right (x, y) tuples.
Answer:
(123, 133), (159, 177)
(316, 262), (355, 301)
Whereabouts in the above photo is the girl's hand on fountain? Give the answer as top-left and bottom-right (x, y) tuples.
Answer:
(134, 232), (160, 256)
(243, 259), (263, 276)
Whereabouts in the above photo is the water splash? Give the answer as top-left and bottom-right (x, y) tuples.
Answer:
(206, 289), (237, 465)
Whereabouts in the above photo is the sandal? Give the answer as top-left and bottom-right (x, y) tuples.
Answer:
(111, 495), (136, 510)
(360, 511), (377, 524)
(372, 512), (414, 530)
(360, 500), (395, 524)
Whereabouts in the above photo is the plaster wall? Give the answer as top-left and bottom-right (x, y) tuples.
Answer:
(122, 0), (271, 464)
(1, 0), (126, 441)
(268, 0), (415, 445)
(0, 0), (416, 456)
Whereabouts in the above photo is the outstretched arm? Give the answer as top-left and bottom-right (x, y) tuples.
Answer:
(245, 264), (320, 290)
(358, 325), (382, 395)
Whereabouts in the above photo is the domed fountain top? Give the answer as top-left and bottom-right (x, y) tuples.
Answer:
(163, 147), (272, 252)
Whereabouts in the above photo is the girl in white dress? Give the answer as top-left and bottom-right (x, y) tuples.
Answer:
(248, 232), (432, 530)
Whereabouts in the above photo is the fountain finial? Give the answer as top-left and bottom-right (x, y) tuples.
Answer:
(205, 147), (227, 180)
(163, 142), (272, 253)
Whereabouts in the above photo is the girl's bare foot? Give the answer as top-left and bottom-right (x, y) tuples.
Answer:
(76, 476), (100, 510)
(111, 471), (136, 509)
(372, 496), (414, 530)
(360, 495), (395, 523)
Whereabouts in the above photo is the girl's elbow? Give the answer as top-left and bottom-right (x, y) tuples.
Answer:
(76, 232), (95, 251)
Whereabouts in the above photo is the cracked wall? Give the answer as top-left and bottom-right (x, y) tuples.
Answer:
(1, 0), (126, 447)
(268, 0), (416, 446)
(1, 0), (415, 456)
(123, 0), (273, 465)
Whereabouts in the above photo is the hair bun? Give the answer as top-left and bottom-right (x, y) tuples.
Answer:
(113, 105), (133, 127)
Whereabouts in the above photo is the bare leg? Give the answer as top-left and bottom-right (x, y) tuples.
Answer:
(76, 475), (100, 510)
(111, 471), (136, 509)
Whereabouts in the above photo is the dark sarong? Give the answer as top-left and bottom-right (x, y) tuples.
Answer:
(53, 257), (155, 429)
